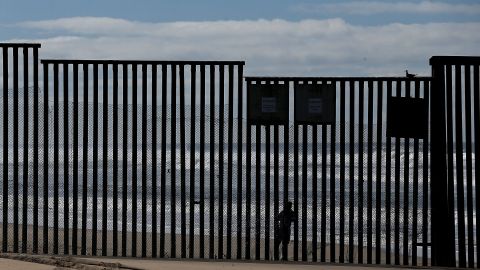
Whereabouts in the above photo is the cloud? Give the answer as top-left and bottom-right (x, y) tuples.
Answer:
(7, 17), (480, 76)
(293, 1), (480, 16)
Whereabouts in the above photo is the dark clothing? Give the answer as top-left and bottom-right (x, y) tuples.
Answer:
(275, 208), (296, 260)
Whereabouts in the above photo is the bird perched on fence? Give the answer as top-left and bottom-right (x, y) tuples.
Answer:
(406, 70), (417, 79)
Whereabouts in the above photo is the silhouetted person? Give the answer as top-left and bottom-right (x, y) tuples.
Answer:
(275, 201), (296, 261)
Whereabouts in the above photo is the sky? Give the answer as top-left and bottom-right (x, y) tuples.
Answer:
(1, 0), (480, 77)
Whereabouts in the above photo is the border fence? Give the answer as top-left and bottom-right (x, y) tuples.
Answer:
(0, 43), (478, 268)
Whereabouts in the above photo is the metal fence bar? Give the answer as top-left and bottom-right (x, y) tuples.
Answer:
(151, 64), (158, 258)
(375, 81), (383, 264)
(227, 65), (234, 259)
(255, 124), (261, 260)
(112, 63), (119, 257)
(170, 64), (176, 258)
(394, 81), (401, 266)
(63, 63), (70, 255)
(13, 47), (19, 253)
(320, 124), (327, 262)
(474, 65), (480, 267)
(189, 65), (196, 259)
(273, 125), (280, 261)
(301, 124), (307, 261)
(21, 47), (29, 254)
(199, 64), (206, 258)
(92, 63), (99, 256)
(179, 64), (186, 259)
(208, 64), (215, 259)
(366, 80), (373, 264)
(329, 93), (336, 263)
(236, 65), (244, 260)
(81, 64), (88, 256)
(464, 65), (474, 268)
(403, 81), (410, 266)
(1, 47), (8, 253)
(53, 62), (59, 254)
(160, 64), (167, 258)
(357, 80), (364, 264)
(348, 80), (355, 264)
(219, 65), (225, 259)
(422, 80), (430, 266)
(33, 47), (40, 254)
(131, 64), (138, 257)
(412, 80), (420, 266)
(142, 64), (149, 258)
(121, 64), (128, 257)
(43, 62), (50, 254)
(293, 117), (299, 261)
(455, 64), (466, 268)
(102, 63), (109, 256)
(385, 81), (392, 265)
(265, 124), (271, 261)
(339, 80), (346, 263)
(311, 124), (318, 262)
(282, 121), (289, 261)
(245, 118), (252, 260)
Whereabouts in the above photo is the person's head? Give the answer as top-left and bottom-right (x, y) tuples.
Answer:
(286, 201), (293, 210)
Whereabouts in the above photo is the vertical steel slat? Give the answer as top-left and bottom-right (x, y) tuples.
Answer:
(464, 65), (474, 268)
(265, 124), (271, 261)
(348, 80), (355, 263)
(445, 65), (456, 266)
(188, 65), (197, 258)
(121, 64), (128, 257)
(422, 80), (430, 266)
(92, 64), (98, 256)
(455, 64), (466, 268)
(43, 63), (49, 254)
(208, 65), (215, 259)
(385, 81), (392, 265)
(311, 124), (318, 262)
(131, 64), (138, 257)
(293, 113), (299, 261)
(236, 65), (244, 260)
(245, 116), (252, 260)
(151, 64), (158, 258)
(199, 64), (206, 258)
(301, 124), (307, 261)
(394, 81), (401, 265)
(366, 80), (373, 264)
(53, 62), (59, 254)
(81, 64), (88, 255)
(218, 65), (225, 259)
(160, 64), (166, 258)
(142, 64), (148, 258)
(282, 119), (289, 261)
(358, 80), (364, 264)
(339, 80), (346, 263)
(33, 47), (39, 254)
(255, 124), (261, 260)
(179, 64), (186, 258)
(102, 63), (108, 256)
(170, 64), (176, 258)
(375, 81), (384, 264)
(189, 65), (196, 258)
(21, 47), (29, 254)
(412, 80), (420, 266)
(112, 64), (119, 256)
(473, 65), (480, 266)
(320, 124), (327, 262)
(273, 124), (280, 261)
(227, 65), (234, 259)
(403, 81), (410, 266)
(2, 47), (8, 253)
(63, 63), (69, 254)
(13, 47), (19, 253)
(237, 65), (244, 259)
(329, 88), (336, 263)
